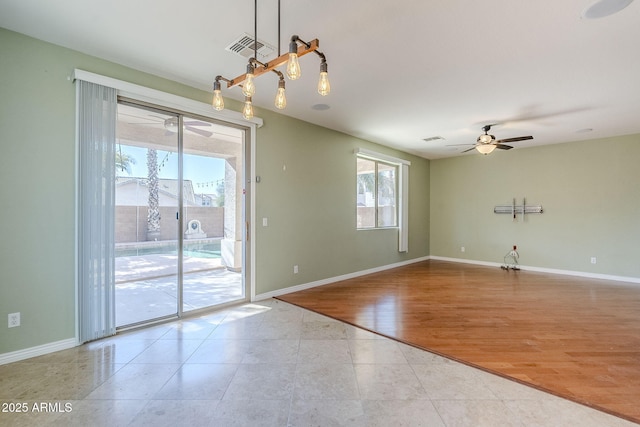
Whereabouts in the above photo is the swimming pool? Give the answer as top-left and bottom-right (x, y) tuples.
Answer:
(115, 240), (221, 259)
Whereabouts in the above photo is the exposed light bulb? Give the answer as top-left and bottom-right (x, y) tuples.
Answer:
(317, 72), (330, 96)
(243, 73), (256, 97)
(287, 53), (301, 80)
(286, 38), (302, 80)
(212, 89), (224, 111)
(317, 61), (330, 96)
(242, 63), (256, 97)
(275, 80), (287, 109)
(243, 96), (254, 120)
(212, 79), (225, 111)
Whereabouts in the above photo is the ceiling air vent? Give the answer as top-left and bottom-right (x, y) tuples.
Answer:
(423, 136), (445, 142)
(226, 33), (276, 60)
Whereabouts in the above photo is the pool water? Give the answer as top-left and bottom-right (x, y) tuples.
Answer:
(116, 241), (221, 259)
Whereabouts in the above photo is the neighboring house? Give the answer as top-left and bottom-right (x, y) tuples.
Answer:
(115, 177), (204, 207)
(114, 177), (223, 242)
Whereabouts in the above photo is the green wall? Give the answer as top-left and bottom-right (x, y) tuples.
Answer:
(1, 28), (77, 354)
(5, 25), (637, 358)
(430, 134), (640, 277)
(254, 110), (430, 295)
(0, 28), (430, 355)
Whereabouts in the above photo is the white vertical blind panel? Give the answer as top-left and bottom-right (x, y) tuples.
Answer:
(398, 163), (409, 252)
(77, 80), (117, 342)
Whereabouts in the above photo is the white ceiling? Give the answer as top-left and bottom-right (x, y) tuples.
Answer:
(2, 0), (639, 159)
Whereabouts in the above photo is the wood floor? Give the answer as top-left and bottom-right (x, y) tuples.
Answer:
(276, 260), (640, 424)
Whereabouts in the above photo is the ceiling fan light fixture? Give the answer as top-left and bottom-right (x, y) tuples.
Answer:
(478, 133), (494, 144)
(448, 125), (531, 155)
(476, 144), (496, 155)
(164, 117), (179, 133)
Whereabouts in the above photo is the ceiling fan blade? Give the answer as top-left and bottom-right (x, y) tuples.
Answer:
(462, 146), (477, 153)
(184, 120), (212, 127)
(495, 136), (533, 143)
(186, 126), (213, 138)
(446, 143), (475, 147)
(495, 144), (513, 150)
(150, 114), (172, 121)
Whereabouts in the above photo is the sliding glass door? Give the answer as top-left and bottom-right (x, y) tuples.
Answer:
(114, 103), (245, 327)
(115, 105), (179, 326)
(181, 115), (244, 312)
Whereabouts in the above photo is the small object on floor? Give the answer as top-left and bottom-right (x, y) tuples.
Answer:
(501, 245), (520, 270)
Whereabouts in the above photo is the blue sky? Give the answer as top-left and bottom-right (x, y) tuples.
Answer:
(118, 145), (225, 190)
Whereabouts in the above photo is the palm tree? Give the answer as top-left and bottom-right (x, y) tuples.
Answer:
(146, 149), (161, 241)
(377, 168), (396, 205)
(115, 146), (136, 176)
(215, 179), (225, 207)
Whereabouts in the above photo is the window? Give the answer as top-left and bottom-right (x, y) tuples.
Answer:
(357, 157), (398, 228)
(355, 148), (410, 252)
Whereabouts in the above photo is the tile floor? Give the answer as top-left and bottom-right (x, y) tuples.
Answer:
(0, 299), (637, 427)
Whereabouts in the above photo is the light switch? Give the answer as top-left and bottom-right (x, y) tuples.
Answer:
(262, 217), (268, 227)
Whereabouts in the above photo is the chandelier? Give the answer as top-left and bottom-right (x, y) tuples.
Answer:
(212, 0), (330, 120)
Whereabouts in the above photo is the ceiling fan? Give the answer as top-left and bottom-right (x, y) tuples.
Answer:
(162, 117), (214, 138)
(127, 114), (214, 138)
(451, 125), (533, 154)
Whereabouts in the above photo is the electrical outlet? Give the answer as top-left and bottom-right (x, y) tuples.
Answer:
(461, 246), (465, 253)
(293, 265), (299, 274)
(591, 257), (597, 264)
(8, 312), (20, 328)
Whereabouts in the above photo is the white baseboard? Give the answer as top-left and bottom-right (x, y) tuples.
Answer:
(0, 338), (78, 365)
(254, 256), (431, 301)
(429, 256), (640, 285)
(429, 256), (501, 269)
(4, 256), (633, 365)
(255, 255), (640, 302)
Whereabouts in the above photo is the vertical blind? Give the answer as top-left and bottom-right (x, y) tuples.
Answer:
(77, 80), (117, 342)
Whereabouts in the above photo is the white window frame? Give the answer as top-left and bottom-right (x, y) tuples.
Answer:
(355, 148), (410, 252)
(357, 157), (399, 229)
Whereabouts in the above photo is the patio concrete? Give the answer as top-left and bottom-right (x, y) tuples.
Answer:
(116, 254), (224, 283)
(115, 254), (243, 326)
